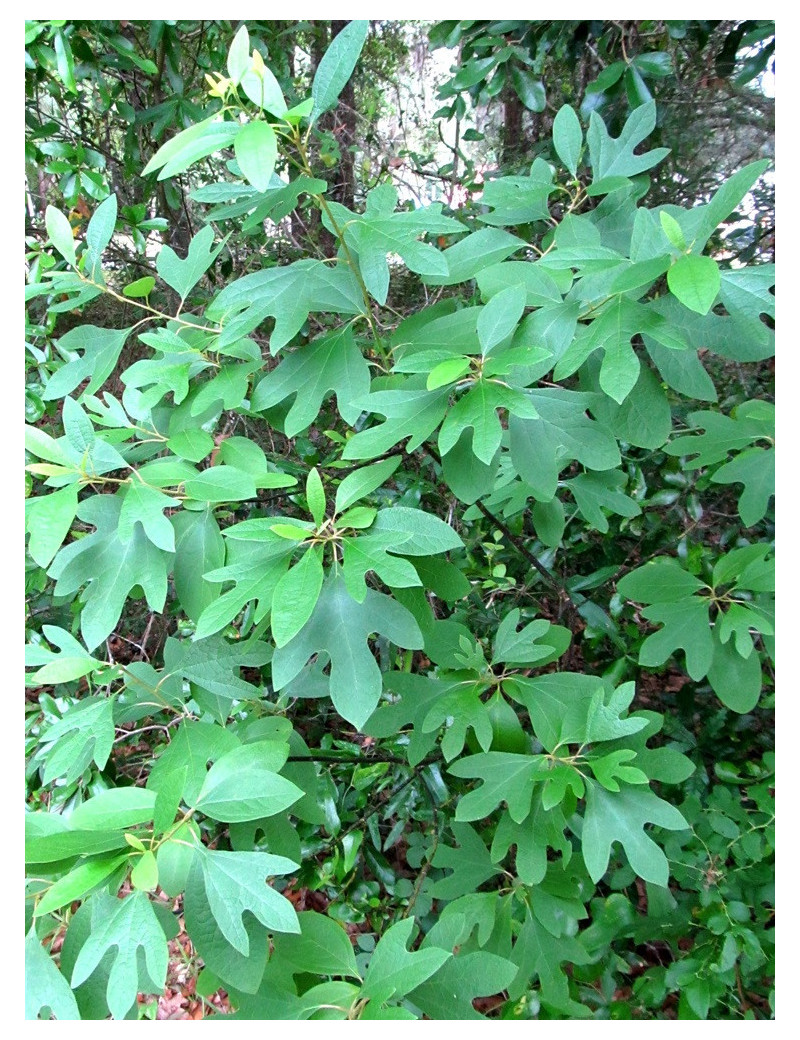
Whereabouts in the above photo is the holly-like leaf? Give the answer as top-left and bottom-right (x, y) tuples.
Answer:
(271, 574), (423, 727)
(581, 780), (688, 886)
(48, 493), (171, 651)
(70, 890), (168, 1020)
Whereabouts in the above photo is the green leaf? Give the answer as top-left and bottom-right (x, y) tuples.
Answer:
(156, 224), (226, 301)
(183, 860), (269, 993)
(509, 389), (620, 500)
(511, 67), (546, 111)
(142, 117), (239, 179)
(581, 781), (688, 886)
(586, 101), (670, 180)
(552, 104), (583, 176)
(334, 456), (401, 515)
(271, 547), (324, 648)
(712, 447), (775, 526)
(272, 573), (423, 727)
(48, 494), (170, 651)
(667, 254), (721, 315)
(311, 20), (369, 122)
(26, 484), (79, 568)
(340, 184), (463, 305)
(195, 537), (294, 639)
(131, 850), (159, 891)
(507, 908), (592, 1016)
(477, 283), (527, 354)
(35, 853), (129, 917)
(408, 950), (517, 1021)
(617, 559), (706, 603)
(707, 626), (762, 713)
(69, 787), (157, 831)
(195, 742), (303, 822)
(660, 210), (686, 251)
(360, 918), (450, 1005)
(189, 847), (300, 955)
(118, 482), (178, 553)
(25, 816), (128, 867)
(423, 228), (526, 286)
(84, 193), (117, 279)
(235, 120), (278, 193)
(492, 611), (559, 667)
(370, 506), (463, 555)
(565, 470), (641, 533)
(70, 890), (168, 1019)
(639, 597), (714, 680)
(148, 720), (239, 806)
(251, 326), (370, 432)
(208, 261), (363, 354)
(54, 30), (77, 92)
(271, 911), (361, 979)
(46, 205), (76, 265)
(172, 507), (226, 623)
(439, 381), (537, 464)
(476, 159), (556, 227)
(227, 24), (251, 83)
(426, 356), (471, 390)
(342, 383), (450, 461)
(305, 467), (326, 526)
(41, 325), (131, 402)
(33, 691), (114, 784)
(450, 752), (548, 824)
(240, 57), (287, 116)
(25, 928), (80, 1020)
(183, 465), (257, 502)
(122, 276), (155, 298)
(430, 822), (503, 899)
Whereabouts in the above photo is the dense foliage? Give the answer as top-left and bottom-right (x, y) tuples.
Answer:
(25, 20), (774, 1020)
